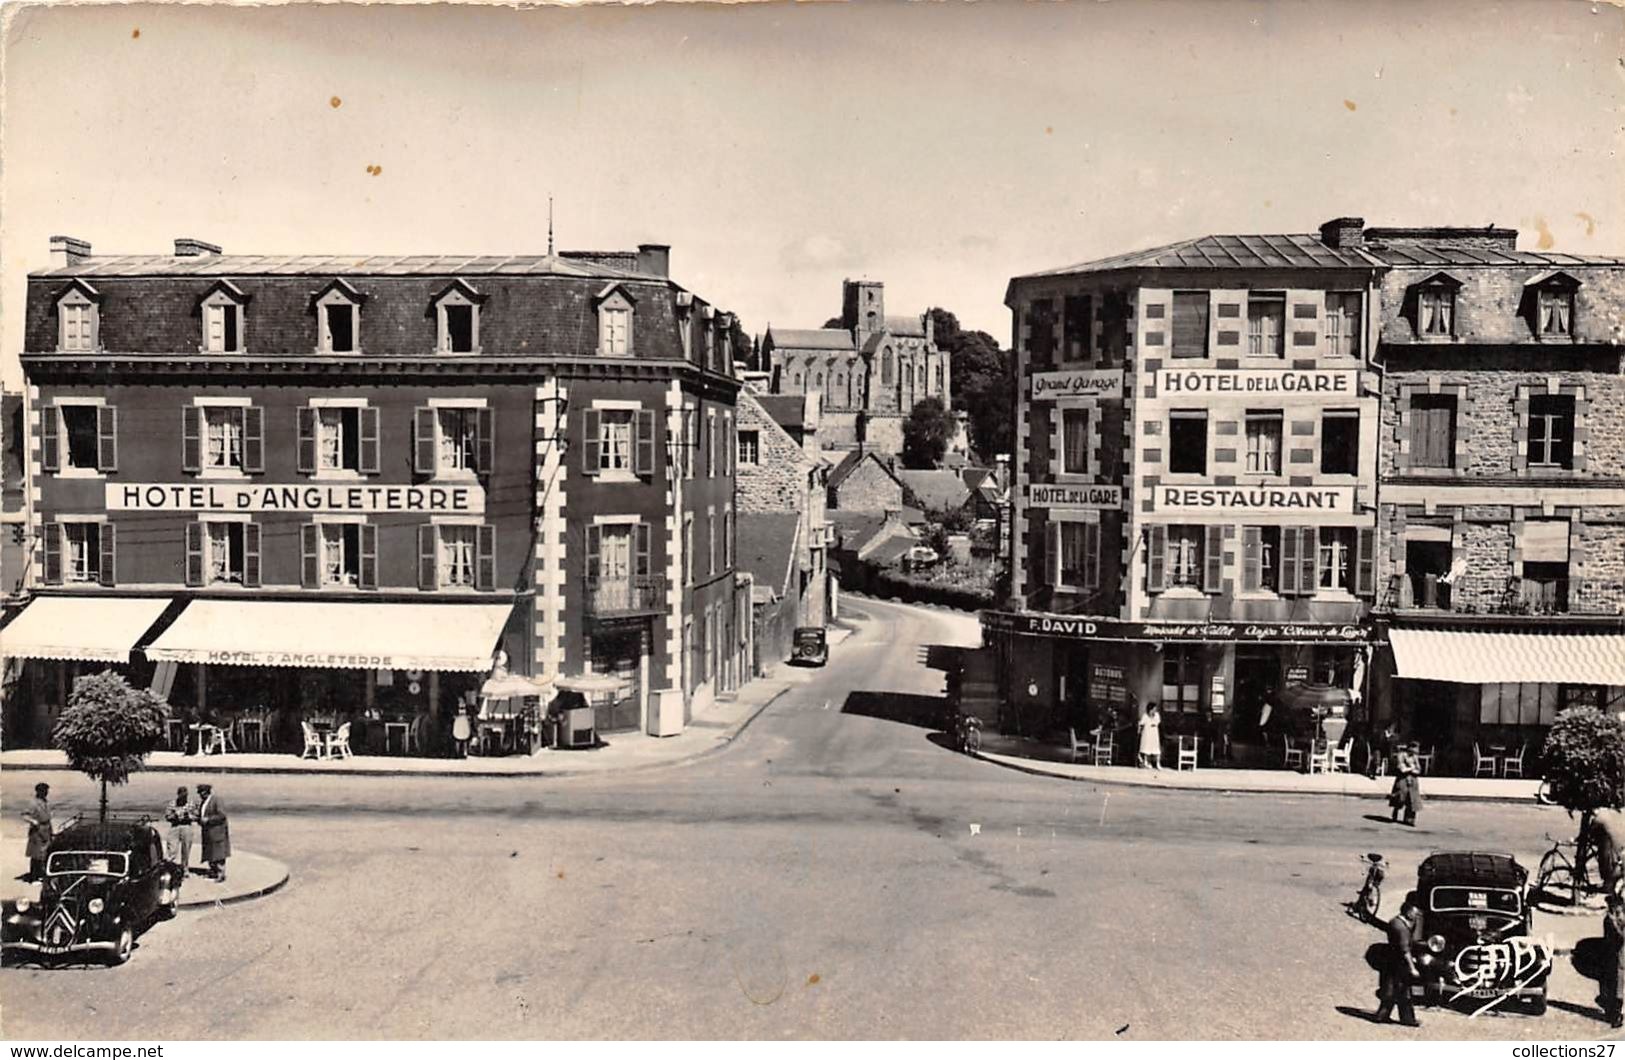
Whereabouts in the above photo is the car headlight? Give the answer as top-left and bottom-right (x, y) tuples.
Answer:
(1427, 934), (1446, 953)
(87, 898), (105, 914)
(15, 899), (30, 913)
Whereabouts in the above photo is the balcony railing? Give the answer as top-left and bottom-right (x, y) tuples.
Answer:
(1383, 574), (1625, 617)
(586, 575), (667, 617)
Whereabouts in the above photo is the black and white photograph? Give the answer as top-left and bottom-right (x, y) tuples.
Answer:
(0, 0), (1622, 1045)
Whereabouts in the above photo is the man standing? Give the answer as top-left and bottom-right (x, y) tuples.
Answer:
(20, 783), (51, 882)
(1373, 892), (1424, 1027)
(1602, 892), (1624, 1030)
(196, 783), (231, 883)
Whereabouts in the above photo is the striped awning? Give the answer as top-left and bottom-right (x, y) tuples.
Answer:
(0, 596), (173, 662)
(1389, 628), (1625, 686)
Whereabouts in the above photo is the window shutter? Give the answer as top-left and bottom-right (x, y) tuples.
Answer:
(476, 524), (496, 591)
(418, 525), (438, 590)
(1203, 525), (1224, 593)
(1298, 526), (1317, 594)
(301, 524), (320, 588)
(41, 408), (59, 472)
(582, 410), (601, 475)
(586, 524), (602, 584)
(413, 407), (436, 476)
(98, 523), (116, 586)
(635, 409), (656, 476)
(1046, 522), (1061, 587)
(186, 522), (204, 587)
(1083, 522), (1102, 591)
(1172, 292), (1209, 357)
(42, 522), (61, 584)
(359, 407), (380, 474)
(1241, 527), (1262, 592)
(1141, 523), (1165, 592)
(241, 406), (263, 473)
(1356, 527), (1376, 596)
(359, 524), (379, 589)
(475, 407), (495, 475)
(97, 406), (118, 472)
(636, 522), (652, 579)
(243, 523), (261, 588)
(295, 408), (316, 474)
(181, 406), (201, 473)
(1279, 524), (1300, 595)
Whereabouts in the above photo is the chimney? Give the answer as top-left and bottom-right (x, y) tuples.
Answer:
(1319, 217), (1365, 249)
(174, 238), (223, 257)
(636, 243), (670, 278)
(48, 235), (92, 268)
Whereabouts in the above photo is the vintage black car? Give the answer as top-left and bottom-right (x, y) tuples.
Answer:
(790, 627), (828, 667)
(2, 818), (181, 966)
(1412, 851), (1549, 1015)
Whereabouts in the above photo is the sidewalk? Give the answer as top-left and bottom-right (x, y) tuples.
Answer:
(0, 669), (807, 780)
(0, 843), (289, 907)
(974, 734), (1541, 804)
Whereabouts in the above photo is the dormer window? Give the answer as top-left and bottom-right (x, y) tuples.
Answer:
(55, 282), (100, 352)
(432, 280), (485, 354)
(199, 280), (248, 354)
(1525, 271), (1579, 340)
(1412, 273), (1461, 339)
(595, 284), (636, 356)
(313, 279), (365, 354)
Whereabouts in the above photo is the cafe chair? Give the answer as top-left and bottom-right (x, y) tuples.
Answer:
(204, 725), (235, 756)
(1330, 742), (1352, 774)
(1473, 743), (1497, 778)
(326, 722), (354, 760)
(1502, 742), (1526, 779)
(1308, 740), (1331, 775)
(1068, 728), (1094, 765)
(407, 715), (425, 756)
(300, 721), (327, 760)
(1176, 735), (1199, 772)
(1283, 735), (1305, 771)
(1416, 745), (1436, 775)
(1092, 729), (1115, 767)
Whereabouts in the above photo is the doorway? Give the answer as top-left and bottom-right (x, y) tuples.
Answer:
(590, 626), (645, 733)
(1056, 648), (1090, 733)
(1232, 650), (1280, 743)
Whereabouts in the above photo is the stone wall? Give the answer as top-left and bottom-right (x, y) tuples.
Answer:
(737, 391), (816, 515)
(833, 458), (905, 512)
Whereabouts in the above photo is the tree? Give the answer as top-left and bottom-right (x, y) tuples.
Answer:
(52, 670), (170, 823)
(901, 396), (955, 469)
(930, 307), (1014, 458)
(1542, 706), (1625, 893)
(823, 317), (845, 330)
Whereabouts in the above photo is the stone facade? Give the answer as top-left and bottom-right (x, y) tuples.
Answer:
(736, 390), (830, 627)
(828, 452), (906, 513)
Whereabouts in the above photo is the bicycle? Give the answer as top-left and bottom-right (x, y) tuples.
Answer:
(1346, 851), (1387, 923)
(1534, 831), (1598, 906)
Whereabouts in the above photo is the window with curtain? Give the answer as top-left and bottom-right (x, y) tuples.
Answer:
(1323, 292), (1360, 356)
(203, 407), (244, 470)
(1246, 293), (1285, 357)
(1245, 412), (1282, 475)
(1168, 525), (1203, 588)
(1538, 289), (1573, 336)
(1420, 288), (1454, 336)
(1062, 409), (1089, 474)
(439, 525), (476, 587)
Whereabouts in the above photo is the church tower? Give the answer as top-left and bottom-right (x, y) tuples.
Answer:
(841, 279), (885, 346)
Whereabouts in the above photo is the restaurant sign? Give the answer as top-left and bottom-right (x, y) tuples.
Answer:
(1030, 368), (1124, 401)
(981, 610), (1367, 644)
(1152, 485), (1355, 514)
(1157, 368), (1358, 397)
(106, 483), (484, 515)
(1026, 484), (1123, 509)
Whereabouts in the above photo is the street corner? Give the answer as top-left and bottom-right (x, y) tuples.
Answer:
(1, 849), (289, 910)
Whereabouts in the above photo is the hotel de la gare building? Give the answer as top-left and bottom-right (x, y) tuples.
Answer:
(988, 218), (1625, 772)
(1, 235), (751, 754)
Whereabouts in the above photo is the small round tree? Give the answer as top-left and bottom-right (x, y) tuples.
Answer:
(1541, 705), (1625, 894)
(51, 669), (171, 823)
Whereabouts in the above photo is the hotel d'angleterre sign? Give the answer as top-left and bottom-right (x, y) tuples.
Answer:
(1029, 368), (1124, 401)
(106, 482), (485, 515)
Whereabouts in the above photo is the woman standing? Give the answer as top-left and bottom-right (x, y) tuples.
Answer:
(1137, 703), (1163, 771)
(161, 786), (197, 876)
(1389, 741), (1422, 826)
(452, 706), (472, 758)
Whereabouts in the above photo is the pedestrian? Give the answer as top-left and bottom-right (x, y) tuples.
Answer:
(1373, 891), (1424, 1028)
(1601, 891), (1625, 1029)
(1136, 702), (1162, 771)
(1389, 741), (1422, 826)
(452, 705), (472, 758)
(161, 786), (197, 875)
(1367, 722), (1395, 779)
(1588, 807), (1625, 896)
(196, 782), (231, 883)
(20, 783), (52, 882)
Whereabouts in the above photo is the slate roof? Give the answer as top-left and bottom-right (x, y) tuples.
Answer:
(31, 253), (658, 281)
(767, 327), (855, 351)
(827, 449), (906, 495)
(754, 395), (808, 433)
(896, 469), (971, 513)
(827, 510), (885, 550)
(884, 314), (926, 337)
(1364, 245), (1625, 268)
(736, 513), (801, 598)
(865, 534), (918, 566)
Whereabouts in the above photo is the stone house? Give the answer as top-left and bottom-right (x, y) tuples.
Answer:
(736, 389), (830, 627)
(827, 450), (907, 512)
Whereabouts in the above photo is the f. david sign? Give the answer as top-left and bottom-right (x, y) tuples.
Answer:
(1026, 484), (1122, 509)
(1030, 369), (1124, 401)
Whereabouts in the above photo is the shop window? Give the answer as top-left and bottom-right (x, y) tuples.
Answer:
(1527, 394), (1575, 469)
(1168, 411), (1208, 475)
(1063, 294), (1093, 361)
(738, 429), (760, 467)
(185, 520), (259, 588)
(1407, 394), (1457, 469)
(1061, 409), (1090, 475)
(414, 405), (493, 478)
(1244, 411), (1282, 475)
(1246, 293), (1285, 357)
(44, 404), (116, 474)
(1241, 526), (1281, 593)
(1320, 410), (1360, 475)
(1162, 646), (1201, 713)
(1479, 683), (1560, 727)
(1323, 292), (1360, 357)
(1171, 291), (1209, 359)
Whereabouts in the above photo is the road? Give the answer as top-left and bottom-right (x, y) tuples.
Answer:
(0, 597), (1615, 1040)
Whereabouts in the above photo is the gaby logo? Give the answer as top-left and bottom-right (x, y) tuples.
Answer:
(1451, 936), (1553, 1017)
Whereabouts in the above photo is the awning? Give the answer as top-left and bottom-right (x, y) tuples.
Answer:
(145, 600), (515, 672)
(1389, 628), (1625, 686)
(0, 596), (173, 663)
(480, 673), (555, 699)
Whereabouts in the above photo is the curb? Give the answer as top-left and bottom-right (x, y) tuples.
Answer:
(177, 866), (290, 910)
(970, 751), (1543, 805)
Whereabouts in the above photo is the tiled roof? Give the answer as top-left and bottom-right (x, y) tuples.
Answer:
(895, 469), (971, 513)
(754, 395), (807, 432)
(827, 510), (885, 549)
(827, 449), (868, 490)
(1364, 245), (1625, 268)
(736, 512), (801, 598)
(767, 328), (854, 351)
(1016, 233), (1384, 278)
(30, 253), (655, 281)
(884, 314), (926, 337)
(865, 534), (917, 566)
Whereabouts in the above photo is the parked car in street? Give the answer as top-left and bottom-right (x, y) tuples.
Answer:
(2, 818), (181, 966)
(791, 626), (828, 667)
(1411, 851), (1549, 1015)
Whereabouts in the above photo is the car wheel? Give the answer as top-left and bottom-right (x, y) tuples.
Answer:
(1525, 988), (1547, 1017)
(108, 926), (133, 966)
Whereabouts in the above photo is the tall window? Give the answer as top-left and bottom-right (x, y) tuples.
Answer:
(1243, 526), (1281, 593)
(63, 523), (102, 583)
(1324, 292), (1360, 357)
(1527, 394), (1575, 469)
(204, 300), (243, 353)
(434, 284), (481, 354)
(1246, 293), (1285, 357)
(321, 524), (361, 586)
(684, 408), (698, 480)
(318, 295), (359, 353)
(205, 522), (246, 585)
(1063, 294), (1093, 362)
(882, 348), (894, 385)
(1168, 411), (1208, 475)
(1318, 527), (1356, 591)
(58, 296), (97, 352)
(203, 407), (245, 471)
(1538, 288), (1574, 337)
(1061, 409), (1089, 475)
(599, 410), (635, 473)
(600, 303), (630, 355)
(438, 525), (477, 587)
(738, 429), (760, 467)
(58, 406), (102, 471)
(1244, 411), (1282, 475)
(317, 408), (358, 472)
(1321, 410), (1360, 475)
(1167, 525), (1204, 588)
(1408, 394), (1457, 469)
(1420, 287), (1454, 337)
(438, 408), (480, 474)
(1171, 291), (1209, 359)
(1055, 521), (1100, 590)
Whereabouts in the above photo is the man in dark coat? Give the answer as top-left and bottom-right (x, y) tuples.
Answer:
(20, 783), (51, 881)
(197, 783), (231, 883)
(1373, 892), (1423, 1027)
(1602, 892), (1625, 1030)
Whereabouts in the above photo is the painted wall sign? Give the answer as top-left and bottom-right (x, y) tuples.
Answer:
(1031, 368), (1124, 401)
(106, 483), (484, 515)
(1157, 369), (1358, 397)
(1026, 484), (1123, 509)
(1090, 662), (1128, 704)
(1153, 485), (1355, 514)
(981, 610), (1368, 644)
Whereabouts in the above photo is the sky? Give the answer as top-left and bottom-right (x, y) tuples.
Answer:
(2, 0), (1622, 387)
